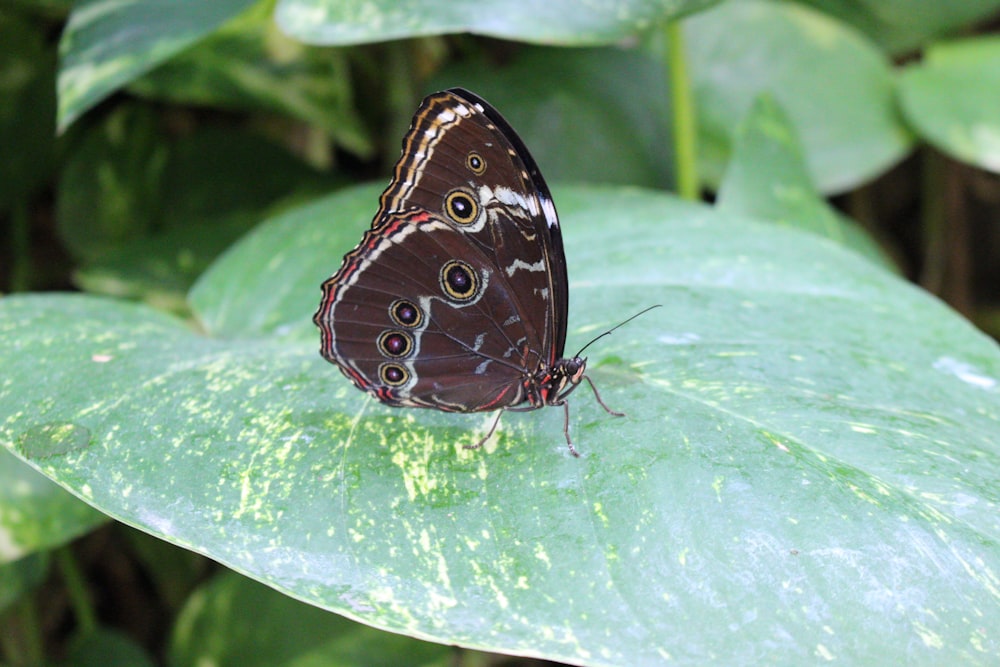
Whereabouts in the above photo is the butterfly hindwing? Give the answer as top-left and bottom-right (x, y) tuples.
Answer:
(318, 209), (530, 411)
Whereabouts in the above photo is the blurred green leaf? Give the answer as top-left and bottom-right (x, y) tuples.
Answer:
(0, 448), (106, 565)
(0, 552), (48, 613)
(129, 9), (373, 159)
(0, 12), (57, 211)
(276, 0), (719, 46)
(189, 192), (350, 339)
(898, 36), (1000, 173)
(124, 528), (212, 613)
(169, 570), (452, 667)
(429, 46), (674, 189)
(59, 120), (335, 305)
(66, 628), (156, 667)
(71, 212), (263, 314)
(3, 0), (75, 15)
(57, 0), (261, 130)
(717, 94), (895, 269)
(56, 105), (168, 260)
(159, 127), (334, 223)
(686, 0), (912, 193)
(2, 185), (998, 664)
(794, 0), (1000, 54)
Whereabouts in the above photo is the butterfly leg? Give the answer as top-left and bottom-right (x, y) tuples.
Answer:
(561, 402), (582, 458)
(583, 375), (625, 417)
(464, 409), (505, 451)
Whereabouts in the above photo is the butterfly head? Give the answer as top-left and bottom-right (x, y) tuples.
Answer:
(535, 356), (587, 407)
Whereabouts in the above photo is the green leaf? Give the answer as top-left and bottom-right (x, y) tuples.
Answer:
(189, 191), (359, 339)
(898, 36), (1000, 173)
(3, 0), (75, 15)
(0, 12), (57, 211)
(158, 127), (333, 224)
(0, 448), (106, 564)
(71, 212), (261, 314)
(275, 0), (719, 45)
(57, 0), (261, 130)
(59, 120), (333, 306)
(0, 552), (48, 613)
(66, 628), (156, 667)
(124, 528), (212, 612)
(794, 0), (1000, 54)
(428, 46), (674, 189)
(2, 185), (999, 664)
(56, 104), (168, 260)
(169, 570), (452, 667)
(717, 94), (895, 269)
(128, 9), (374, 159)
(686, 0), (912, 193)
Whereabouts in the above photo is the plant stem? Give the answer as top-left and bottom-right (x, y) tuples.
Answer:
(55, 546), (97, 635)
(9, 200), (31, 292)
(664, 20), (699, 200)
(0, 594), (44, 666)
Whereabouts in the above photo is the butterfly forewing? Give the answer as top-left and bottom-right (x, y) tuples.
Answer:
(452, 88), (569, 362)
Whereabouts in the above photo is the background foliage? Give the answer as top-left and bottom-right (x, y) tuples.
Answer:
(2, 0), (1000, 665)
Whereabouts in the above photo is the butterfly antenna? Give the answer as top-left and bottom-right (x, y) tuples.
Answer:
(572, 305), (661, 358)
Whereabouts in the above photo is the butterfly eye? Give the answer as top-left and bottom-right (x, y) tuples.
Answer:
(377, 331), (412, 358)
(444, 189), (479, 224)
(466, 152), (486, 175)
(389, 299), (422, 328)
(379, 363), (409, 387)
(440, 260), (478, 302)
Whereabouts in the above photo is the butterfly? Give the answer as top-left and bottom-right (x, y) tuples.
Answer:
(313, 88), (630, 456)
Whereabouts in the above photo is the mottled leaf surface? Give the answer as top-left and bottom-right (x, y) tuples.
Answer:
(1, 186), (998, 665)
(57, 0), (260, 129)
(276, 0), (718, 45)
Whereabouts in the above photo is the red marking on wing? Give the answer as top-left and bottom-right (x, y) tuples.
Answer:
(375, 386), (398, 403)
(315, 210), (435, 359)
(478, 384), (515, 411)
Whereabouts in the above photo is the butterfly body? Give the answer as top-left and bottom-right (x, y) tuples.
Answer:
(314, 88), (615, 454)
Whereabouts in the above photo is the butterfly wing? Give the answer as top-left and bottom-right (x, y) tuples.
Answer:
(382, 88), (569, 363)
(451, 88), (568, 355)
(317, 210), (528, 411)
(380, 88), (568, 365)
(314, 89), (568, 412)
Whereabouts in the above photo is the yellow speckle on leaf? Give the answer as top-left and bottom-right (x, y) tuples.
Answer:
(592, 501), (609, 526)
(913, 621), (944, 649)
(535, 544), (551, 569)
(494, 584), (509, 609)
(712, 476), (724, 501)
